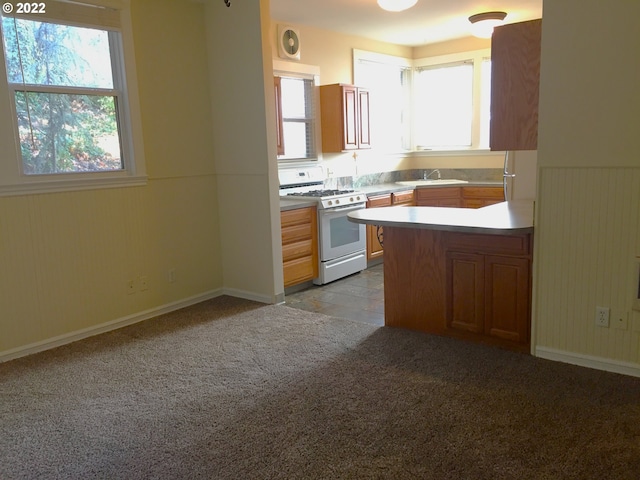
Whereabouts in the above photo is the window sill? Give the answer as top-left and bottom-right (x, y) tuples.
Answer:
(410, 148), (505, 157)
(0, 174), (148, 197)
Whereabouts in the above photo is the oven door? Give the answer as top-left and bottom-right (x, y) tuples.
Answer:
(318, 204), (366, 262)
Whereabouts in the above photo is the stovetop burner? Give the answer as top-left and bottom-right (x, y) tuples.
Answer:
(286, 189), (355, 198)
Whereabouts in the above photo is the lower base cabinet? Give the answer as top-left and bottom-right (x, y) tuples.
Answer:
(281, 207), (318, 287)
(381, 225), (532, 352)
(416, 186), (504, 208)
(445, 232), (532, 349)
(447, 251), (530, 344)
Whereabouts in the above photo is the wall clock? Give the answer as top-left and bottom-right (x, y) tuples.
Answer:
(278, 25), (301, 61)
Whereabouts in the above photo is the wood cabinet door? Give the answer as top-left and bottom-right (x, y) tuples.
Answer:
(446, 248), (531, 346)
(367, 224), (384, 260)
(320, 84), (371, 152)
(446, 251), (485, 334)
(357, 88), (371, 149)
(342, 85), (359, 150)
(484, 255), (530, 343)
(366, 194), (391, 260)
(490, 19), (542, 151)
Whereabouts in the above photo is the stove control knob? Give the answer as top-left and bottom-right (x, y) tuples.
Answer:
(335, 199), (340, 205)
(350, 197), (354, 202)
(327, 200), (333, 206)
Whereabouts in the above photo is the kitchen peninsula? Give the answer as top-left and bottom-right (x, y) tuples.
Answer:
(348, 201), (534, 352)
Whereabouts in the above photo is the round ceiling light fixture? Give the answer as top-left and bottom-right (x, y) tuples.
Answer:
(377, 0), (418, 13)
(468, 11), (508, 38)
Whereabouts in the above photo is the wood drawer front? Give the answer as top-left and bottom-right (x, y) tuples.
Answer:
(282, 239), (313, 262)
(367, 194), (392, 208)
(281, 207), (315, 228)
(416, 187), (461, 201)
(283, 256), (316, 287)
(392, 190), (415, 205)
(445, 232), (531, 256)
(282, 223), (312, 245)
(463, 199), (485, 209)
(462, 187), (504, 200)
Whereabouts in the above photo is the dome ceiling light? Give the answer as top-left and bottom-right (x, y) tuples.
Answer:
(377, 0), (418, 13)
(468, 11), (508, 38)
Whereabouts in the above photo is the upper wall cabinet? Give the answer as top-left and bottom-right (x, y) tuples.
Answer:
(490, 19), (542, 151)
(320, 84), (371, 152)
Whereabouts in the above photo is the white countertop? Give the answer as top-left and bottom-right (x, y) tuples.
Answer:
(348, 201), (534, 235)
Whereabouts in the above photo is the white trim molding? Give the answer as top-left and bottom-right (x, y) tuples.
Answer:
(536, 346), (640, 378)
(0, 289), (223, 363)
(222, 287), (284, 305)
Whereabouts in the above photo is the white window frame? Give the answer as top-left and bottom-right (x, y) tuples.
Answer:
(273, 60), (321, 165)
(353, 48), (493, 156)
(413, 49), (491, 153)
(0, 0), (146, 196)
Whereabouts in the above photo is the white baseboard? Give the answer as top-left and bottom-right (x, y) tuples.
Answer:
(535, 346), (640, 378)
(0, 289), (224, 364)
(222, 287), (285, 305)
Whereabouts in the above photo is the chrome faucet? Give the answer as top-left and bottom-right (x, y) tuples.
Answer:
(424, 169), (441, 180)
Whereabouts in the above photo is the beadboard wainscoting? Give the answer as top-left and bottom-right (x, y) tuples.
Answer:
(534, 167), (640, 376)
(0, 176), (223, 358)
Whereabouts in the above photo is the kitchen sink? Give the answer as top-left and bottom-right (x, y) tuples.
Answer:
(395, 179), (469, 186)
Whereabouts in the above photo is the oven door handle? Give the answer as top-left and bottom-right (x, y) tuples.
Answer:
(321, 204), (365, 214)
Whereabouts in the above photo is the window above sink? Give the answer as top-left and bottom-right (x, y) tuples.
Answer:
(353, 48), (492, 155)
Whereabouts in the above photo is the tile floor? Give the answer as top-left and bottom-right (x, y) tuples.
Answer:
(284, 263), (385, 326)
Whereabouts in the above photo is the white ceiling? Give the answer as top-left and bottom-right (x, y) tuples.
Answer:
(270, 0), (542, 47)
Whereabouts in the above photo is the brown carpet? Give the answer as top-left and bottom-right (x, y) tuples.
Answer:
(1, 295), (639, 479)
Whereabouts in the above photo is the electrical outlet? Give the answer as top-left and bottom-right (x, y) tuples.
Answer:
(611, 311), (628, 330)
(139, 275), (148, 291)
(126, 279), (135, 295)
(595, 306), (610, 327)
(168, 269), (176, 283)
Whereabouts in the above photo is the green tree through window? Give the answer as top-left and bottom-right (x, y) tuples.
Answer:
(2, 17), (123, 174)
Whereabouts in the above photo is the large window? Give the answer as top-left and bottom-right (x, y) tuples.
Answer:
(414, 62), (474, 148)
(354, 48), (492, 153)
(414, 51), (491, 150)
(0, 0), (144, 195)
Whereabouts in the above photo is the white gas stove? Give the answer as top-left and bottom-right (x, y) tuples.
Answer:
(278, 167), (366, 209)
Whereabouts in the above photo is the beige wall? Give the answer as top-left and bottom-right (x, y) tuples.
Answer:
(270, 21), (413, 85)
(537, 1), (640, 168)
(413, 36), (490, 58)
(206, 0), (283, 303)
(0, 0), (223, 358)
(534, 0), (640, 375)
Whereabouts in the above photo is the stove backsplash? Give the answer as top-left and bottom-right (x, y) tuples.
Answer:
(322, 168), (502, 190)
